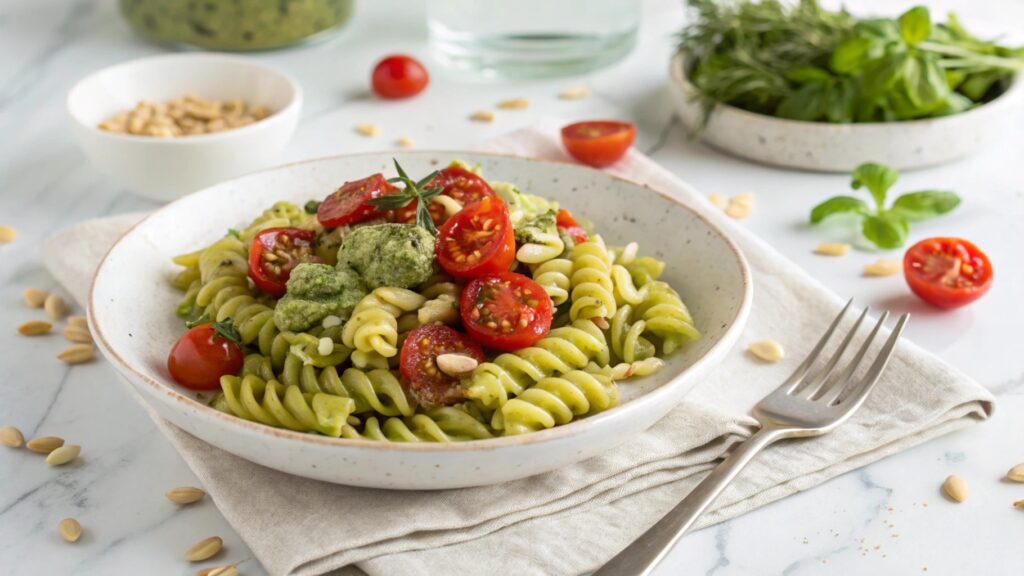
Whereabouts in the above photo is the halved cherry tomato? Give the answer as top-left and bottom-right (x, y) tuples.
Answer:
(399, 324), (484, 408)
(393, 166), (496, 226)
(561, 120), (636, 167)
(248, 227), (319, 297)
(168, 322), (244, 391)
(371, 54), (429, 99)
(555, 208), (588, 243)
(317, 173), (397, 228)
(904, 237), (993, 309)
(436, 196), (515, 278)
(460, 271), (553, 351)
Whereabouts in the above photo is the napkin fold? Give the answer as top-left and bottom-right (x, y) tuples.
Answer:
(43, 125), (994, 576)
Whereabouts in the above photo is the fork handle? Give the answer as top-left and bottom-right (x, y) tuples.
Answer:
(593, 427), (786, 576)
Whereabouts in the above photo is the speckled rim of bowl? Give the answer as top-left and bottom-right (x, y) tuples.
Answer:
(65, 52), (303, 145)
(669, 51), (1024, 130)
(88, 150), (753, 452)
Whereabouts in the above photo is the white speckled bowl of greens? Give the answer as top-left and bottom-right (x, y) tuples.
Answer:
(89, 151), (751, 489)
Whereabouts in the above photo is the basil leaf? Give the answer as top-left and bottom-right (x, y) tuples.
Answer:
(850, 162), (899, 208)
(890, 190), (961, 221)
(904, 54), (950, 109)
(776, 83), (826, 121)
(861, 51), (909, 100)
(303, 200), (321, 215)
(861, 211), (909, 249)
(810, 196), (870, 224)
(786, 67), (832, 85)
(898, 6), (931, 45)
(825, 79), (855, 123)
(830, 37), (873, 74)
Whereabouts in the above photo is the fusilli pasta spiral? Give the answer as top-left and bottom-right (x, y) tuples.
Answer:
(530, 257), (573, 306)
(634, 281), (700, 354)
(341, 287), (427, 357)
(499, 370), (618, 435)
(219, 374), (356, 437)
(569, 235), (617, 321)
(340, 405), (493, 442)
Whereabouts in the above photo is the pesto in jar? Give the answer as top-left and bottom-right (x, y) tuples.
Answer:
(120, 0), (354, 51)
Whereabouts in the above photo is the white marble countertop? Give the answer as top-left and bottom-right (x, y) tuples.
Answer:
(2, 0), (1023, 574)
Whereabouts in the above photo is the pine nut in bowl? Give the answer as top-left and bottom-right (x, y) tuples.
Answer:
(66, 53), (302, 202)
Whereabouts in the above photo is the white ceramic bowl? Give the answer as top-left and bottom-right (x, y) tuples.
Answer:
(669, 52), (1024, 172)
(67, 53), (302, 202)
(89, 151), (752, 489)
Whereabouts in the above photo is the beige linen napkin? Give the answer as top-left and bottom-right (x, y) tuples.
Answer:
(43, 126), (994, 576)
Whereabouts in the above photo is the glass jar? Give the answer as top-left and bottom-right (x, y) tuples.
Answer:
(120, 0), (354, 51)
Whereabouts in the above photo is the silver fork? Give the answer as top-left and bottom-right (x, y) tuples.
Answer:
(594, 301), (909, 576)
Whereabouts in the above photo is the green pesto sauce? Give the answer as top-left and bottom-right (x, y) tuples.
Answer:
(336, 224), (436, 290)
(120, 0), (354, 51)
(273, 263), (365, 332)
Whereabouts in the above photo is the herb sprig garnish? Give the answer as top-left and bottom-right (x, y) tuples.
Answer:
(367, 159), (444, 235)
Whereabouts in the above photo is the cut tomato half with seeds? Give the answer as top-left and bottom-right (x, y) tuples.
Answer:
(317, 173), (397, 228)
(436, 196), (515, 278)
(555, 208), (588, 243)
(393, 166), (496, 226)
(903, 237), (993, 309)
(561, 120), (636, 167)
(460, 271), (553, 351)
(248, 227), (320, 297)
(399, 324), (484, 409)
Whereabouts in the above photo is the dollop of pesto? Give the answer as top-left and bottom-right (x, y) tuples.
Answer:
(514, 210), (558, 244)
(273, 263), (366, 332)
(336, 224), (436, 290)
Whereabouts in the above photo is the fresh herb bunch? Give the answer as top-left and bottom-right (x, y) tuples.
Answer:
(679, 0), (1024, 125)
(367, 159), (444, 235)
(810, 162), (960, 249)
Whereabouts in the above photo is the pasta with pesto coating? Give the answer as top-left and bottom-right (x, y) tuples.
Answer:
(341, 287), (427, 357)
(219, 374), (356, 437)
(500, 370), (618, 435)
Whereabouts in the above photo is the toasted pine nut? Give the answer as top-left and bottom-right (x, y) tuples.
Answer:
(59, 518), (82, 543)
(436, 353), (479, 377)
(470, 110), (495, 122)
(708, 193), (728, 210)
(47, 444), (81, 466)
(863, 259), (902, 277)
(166, 486), (206, 505)
(395, 136), (414, 148)
(58, 344), (95, 364)
(814, 242), (852, 257)
(63, 324), (93, 344)
(354, 123), (379, 137)
(748, 339), (785, 363)
(559, 86), (589, 100)
(18, 320), (52, 336)
(26, 436), (64, 454)
(23, 288), (48, 308)
(0, 225), (17, 244)
(497, 98), (530, 109)
(185, 536), (223, 562)
(44, 294), (68, 321)
(0, 425), (24, 448)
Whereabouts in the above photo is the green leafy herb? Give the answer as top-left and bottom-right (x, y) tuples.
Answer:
(226, 228), (240, 239)
(366, 159), (444, 235)
(210, 318), (242, 344)
(304, 200), (321, 215)
(810, 161), (960, 249)
(678, 0), (1024, 127)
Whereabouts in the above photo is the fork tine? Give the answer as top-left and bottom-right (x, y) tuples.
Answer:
(778, 299), (853, 394)
(828, 314), (909, 410)
(816, 310), (889, 406)
(797, 306), (870, 399)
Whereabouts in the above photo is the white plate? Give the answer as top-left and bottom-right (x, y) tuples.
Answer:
(669, 52), (1024, 172)
(89, 152), (752, 489)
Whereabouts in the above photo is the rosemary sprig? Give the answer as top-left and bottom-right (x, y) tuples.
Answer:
(367, 159), (444, 235)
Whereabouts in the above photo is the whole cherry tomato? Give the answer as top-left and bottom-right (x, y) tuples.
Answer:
(371, 54), (429, 99)
(561, 120), (636, 167)
(168, 321), (244, 391)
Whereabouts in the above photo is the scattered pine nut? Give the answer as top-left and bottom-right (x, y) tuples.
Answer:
(942, 475), (968, 502)
(748, 339), (785, 363)
(0, 225), (17, 244)
(1014, 499), (1024, 510)
(58, 344), (95, 364)
(68, 315), (88, 329)
(26, 436), (65, 454)
(18, 320), (52, 336)
(63, 324), (93, 344)
(863, 259), (902, 277)
(44, 294), (69, 321)
(395, 136), (414, 148)
(58, 518), (82, 543)
(47, 444), (81, 466)
(470, 110), (496, 123)
(23, 288), (48, 308)
(354, 123), (379, 137)
(199, 566), (238, 576)
(731, 192), (755, 207)
(166, 486), (207, 505)
(186, 536), (224, 562)
(436, 353), (479, 377)
(725, 201), (752, 220)
(1006, 463), (1024, 483)
(497, 98), (530, 110)
(559, 86), (589, 100)
(591, 316), (610, 330)
(321, 315), (342, 329)
(0, 425), (24, 448)
(815, 242), (852, 257)
(317, 337), (334, 356)
(708, 193), (728, 210)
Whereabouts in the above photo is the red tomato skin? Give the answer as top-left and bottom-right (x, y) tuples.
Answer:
(904, 237), (993, 309)
(392, 166), (496, 226)
(371, 55), (429, 99)
(460, 271), (553, 352)
(561, 120), (636, 167)
(317, 173), (396, 228)
(399, 324), (485, 408)
(436, 197), (515, 279)
(555, 209), (579, 229)
(168, 325), (244, 391)
(247, 227), (318, 298)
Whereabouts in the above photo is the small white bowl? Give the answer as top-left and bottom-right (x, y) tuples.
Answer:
(669, 52), (1024, 172)
(67, 53), (302, 202)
